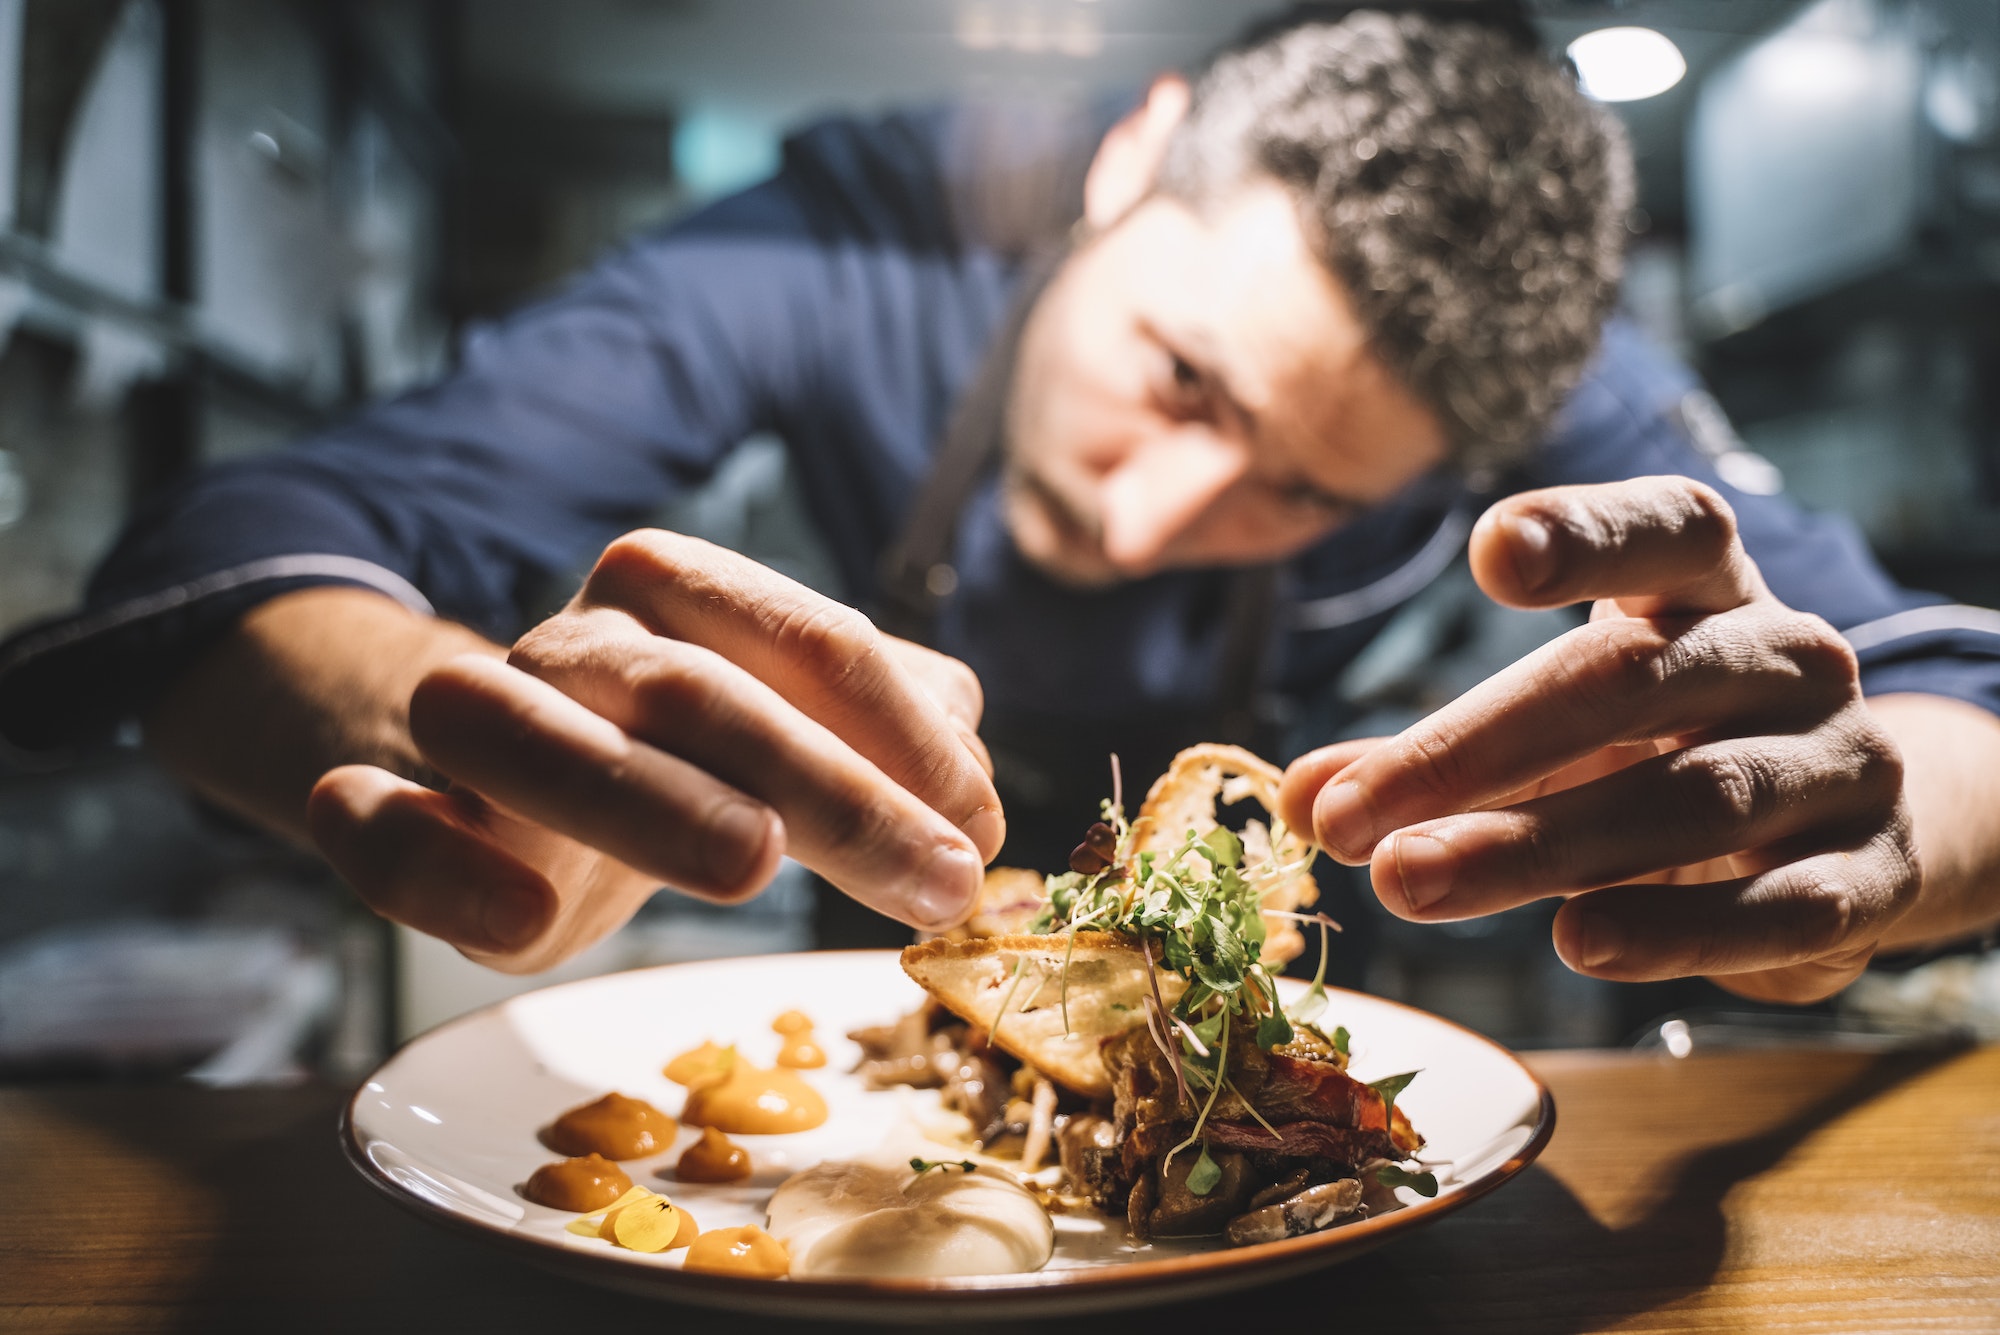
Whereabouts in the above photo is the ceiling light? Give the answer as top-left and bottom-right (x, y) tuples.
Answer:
(1567, 27), (1687, 103)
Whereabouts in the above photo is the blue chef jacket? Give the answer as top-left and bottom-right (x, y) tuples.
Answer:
(3, 103), (1998, 867)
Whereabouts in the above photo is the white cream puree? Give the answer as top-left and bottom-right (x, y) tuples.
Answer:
(765, 1158), (1054, 1278)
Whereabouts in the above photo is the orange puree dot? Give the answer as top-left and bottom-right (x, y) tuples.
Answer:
(682, 1225), (789, 1278)
(771, 1010), (814, 1036)
(676, 1126), (753, 1183)
(521, 1154), (631, 1212)
(776, 1035), (826, 1069)
(543, 1092), (676, 1160)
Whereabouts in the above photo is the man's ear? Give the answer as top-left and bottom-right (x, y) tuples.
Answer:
(1082, 73), (1192, 229)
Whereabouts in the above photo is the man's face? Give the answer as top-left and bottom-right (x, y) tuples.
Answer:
(1004, 178), (1451, 587)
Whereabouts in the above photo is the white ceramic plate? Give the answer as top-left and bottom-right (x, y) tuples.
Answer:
(343, 950), (1553, 1321)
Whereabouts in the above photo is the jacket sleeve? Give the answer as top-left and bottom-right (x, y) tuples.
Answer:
(1530, 321), (2000, 722)
(0, 177), (836, 752)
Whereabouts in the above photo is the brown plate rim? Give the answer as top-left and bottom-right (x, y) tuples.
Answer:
(340, 949), (1557, 1309)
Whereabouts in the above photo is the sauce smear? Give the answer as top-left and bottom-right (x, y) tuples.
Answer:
(681, 1063), (827, 1134)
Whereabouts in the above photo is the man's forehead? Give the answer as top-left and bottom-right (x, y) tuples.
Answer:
(1148, 183), (1392, 449)
(1121, 178), (1452, 496)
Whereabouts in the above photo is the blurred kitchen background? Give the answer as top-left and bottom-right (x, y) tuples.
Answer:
(0, 0), (1996, 1082)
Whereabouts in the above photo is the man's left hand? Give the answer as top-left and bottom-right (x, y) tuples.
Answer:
(1278, 476), (1919, 1004)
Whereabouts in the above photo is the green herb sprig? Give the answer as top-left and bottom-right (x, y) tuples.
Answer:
(909, 1158), (978, 1176)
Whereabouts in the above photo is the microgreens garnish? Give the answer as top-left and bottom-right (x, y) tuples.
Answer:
(1023, 757), (1383, 1191)
(1024, 755), (1352, 1191)
(909, 1158), (978, 1176)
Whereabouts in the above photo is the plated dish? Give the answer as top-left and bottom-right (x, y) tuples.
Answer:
(344, 958), (1551, 1318)
(344, 745), (1554, 1318)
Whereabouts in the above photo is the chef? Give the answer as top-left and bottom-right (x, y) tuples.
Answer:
(5, 2), (1998, 1006)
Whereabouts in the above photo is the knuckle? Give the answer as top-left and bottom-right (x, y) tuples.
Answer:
(1393, 729), (1471, 806)
(1779, 612), (1861, 691)
(1671, 477), (1740, 555)
(1783, 875), (1857, 961)
(626, 647), (717, 720)
(506, 617), (577, 676)
(771, 599), (880, 688)
(1669, 748), (1767, 840)
(1553, 621), (1672, 725)
(1846, 714), (1907, 802)
(586, 528), (717, 604)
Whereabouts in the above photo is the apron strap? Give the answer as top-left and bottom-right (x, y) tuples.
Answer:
(875, 245), (1064, 644)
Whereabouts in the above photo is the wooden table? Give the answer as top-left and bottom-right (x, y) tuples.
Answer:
(3, 1046), (1997, 1333)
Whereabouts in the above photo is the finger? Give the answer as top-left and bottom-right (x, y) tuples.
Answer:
(451, 634), (984, 930)
(582, 531), (1003, 859)
(1278, 737), (1387, 836)
(885, 634), (985, 730)
(1369, 715), (1905, 921)
(307, 765), (558, 959)
(408, 656), (788, 904)
(1547, 825), (1914, 999)
(1469, 476), (1766, 617)
(886, 635), (996, 780)
(1311, 606), (1859, 862)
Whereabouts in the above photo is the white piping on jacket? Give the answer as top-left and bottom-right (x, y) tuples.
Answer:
(0, 554), (435, 676)
(1842, 603), (2000, 655)
(1289, 506), (1475, 632)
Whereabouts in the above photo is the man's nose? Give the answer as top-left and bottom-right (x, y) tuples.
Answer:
(1097, 433), (1247, 575)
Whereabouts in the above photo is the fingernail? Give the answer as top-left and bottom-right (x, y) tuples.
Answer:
(482, 886), (545, 951)
(907, 844), (982, 929)
(1314, 780), (1375, 862)
(961, 806), (1006, 861)
(1503, 513), (1555, 594)
(1389, 832), (1454, 913)
(705, 799), (773, 891)
(1573, 913), (1625, 970)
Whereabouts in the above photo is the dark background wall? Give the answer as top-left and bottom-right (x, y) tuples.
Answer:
(0, 0), (1995, 1073)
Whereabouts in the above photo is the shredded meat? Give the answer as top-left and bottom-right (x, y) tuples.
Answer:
(1055, 1114), (1124, 1208)
(1090, 1017), (1421, 1238)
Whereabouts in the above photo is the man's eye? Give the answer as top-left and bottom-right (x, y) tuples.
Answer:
(1160, 353), (1208, 417)
(1276, 482), (1351, 519)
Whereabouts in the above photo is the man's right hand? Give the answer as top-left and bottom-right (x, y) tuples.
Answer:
(304, 531), (1003, 974)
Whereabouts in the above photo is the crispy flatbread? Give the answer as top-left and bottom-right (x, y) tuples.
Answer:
(901, 933), (1185, 1099)
(1129, 744), (1319, 965)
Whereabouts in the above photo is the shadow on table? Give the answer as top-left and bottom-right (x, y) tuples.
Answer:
(34, 1044), (1960, 1335)
(1262, 1043), (1968, 1335)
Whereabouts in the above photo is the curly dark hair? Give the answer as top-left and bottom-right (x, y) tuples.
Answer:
(1157, 9), (1634, 470)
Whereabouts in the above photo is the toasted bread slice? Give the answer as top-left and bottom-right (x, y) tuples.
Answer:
(901, 933), (1186, 1099)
